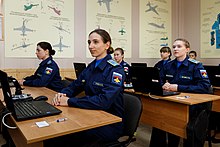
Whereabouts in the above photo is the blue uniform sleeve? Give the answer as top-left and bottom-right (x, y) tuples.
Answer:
(61, 77), (84, 97)
(64, 66), (125, 110)
(178, 63), (211, 93)
(24, 64), (58, 87)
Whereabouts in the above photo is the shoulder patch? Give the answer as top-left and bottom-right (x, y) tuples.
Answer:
(188, 58), (200, 64)
(112, 72), (122, 85)
(200, 69), (208, 78)
(45, 67), (53, 75)
(107, 59), (119, 66)
(47, 60), (52, 64)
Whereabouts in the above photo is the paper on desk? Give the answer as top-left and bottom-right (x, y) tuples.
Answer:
(35, 121), (50, 128)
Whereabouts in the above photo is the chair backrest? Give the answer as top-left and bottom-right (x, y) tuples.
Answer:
(123, 93), (143, 137)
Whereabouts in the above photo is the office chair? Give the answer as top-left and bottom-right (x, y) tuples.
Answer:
(207, 111), (220, 147)
(105, 93), (143, 147)
(61, 79), (71, 88)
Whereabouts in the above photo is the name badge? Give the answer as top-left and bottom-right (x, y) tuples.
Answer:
(166, 74), (173, 78)
(93, 81), (104, 87)
(180, 76), (191, 79)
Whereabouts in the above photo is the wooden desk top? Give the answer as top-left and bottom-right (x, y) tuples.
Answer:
(0, 86), (122, 144)
(133, 92), (220, 105)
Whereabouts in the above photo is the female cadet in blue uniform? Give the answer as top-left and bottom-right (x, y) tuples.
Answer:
(154, 46), (172, 71)
(150, 38), (212, 147)
(19, 42), (63, 92)
(114, 47), (133, 90)
(47, 29), (125, 147)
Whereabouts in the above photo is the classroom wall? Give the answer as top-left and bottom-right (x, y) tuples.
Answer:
(0, 0), (219, 70)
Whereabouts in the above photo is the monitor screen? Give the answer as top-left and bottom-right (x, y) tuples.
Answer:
(73, 62), (86, 78)
(203, 65), (220, 87)
(130, 66), (150, 93)
(131, 63), (147, 67)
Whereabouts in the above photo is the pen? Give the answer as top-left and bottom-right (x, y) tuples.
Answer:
(176, 96), (190, 99)
(56, 118), (67, 122)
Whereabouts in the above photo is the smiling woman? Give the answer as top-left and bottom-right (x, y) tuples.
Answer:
(46, 29), (125, 146)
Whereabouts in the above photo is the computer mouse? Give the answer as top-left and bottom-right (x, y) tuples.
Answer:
(34, 95), (48, 101)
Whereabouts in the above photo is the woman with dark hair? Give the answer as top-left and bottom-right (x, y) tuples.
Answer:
(114, 47), (133, 89)
(154, 46), (172, 71)
(189, 50), (197, 60)
(19, 41), (63, 92)
(47, 29), (125, 146)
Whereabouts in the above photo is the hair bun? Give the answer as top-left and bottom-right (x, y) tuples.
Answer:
(50, 49), (56, 56)
(107, 47), (114, 54)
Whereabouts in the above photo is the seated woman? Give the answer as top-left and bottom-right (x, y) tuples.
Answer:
(19, 41), (64, 92)
(188, 50), (197, 60)
(150, 38), (212, 147)
(114, 47), (134, 92)
(47, 29), (125, 146)
(154, 46), (172, 71)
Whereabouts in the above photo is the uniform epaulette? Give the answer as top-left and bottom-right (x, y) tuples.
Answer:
(107, 59), (119, 66)
(188, 58), (200, 64)
(47, 60), (52, 64)
(167, 60), (172, 63)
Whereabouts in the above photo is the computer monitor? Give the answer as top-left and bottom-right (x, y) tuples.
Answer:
(130, 65), (150, 93)
(73, 62), (86, 78)
(203, 65), (220, 87)
(131, 63), (147, 67)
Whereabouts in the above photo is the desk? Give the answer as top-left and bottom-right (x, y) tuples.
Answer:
(0, 86), (122, 147)
(135, 92), (220, 139)
(212, 86), (220, 112)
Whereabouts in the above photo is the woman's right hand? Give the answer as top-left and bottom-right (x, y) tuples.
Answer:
(52, 93), (68, 106)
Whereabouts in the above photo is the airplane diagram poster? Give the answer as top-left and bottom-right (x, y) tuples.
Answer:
(4, 0), (74, 58)
(201, 0), (220, 58)
(139, 0), (171, 58)
(86, 0), (132, 58)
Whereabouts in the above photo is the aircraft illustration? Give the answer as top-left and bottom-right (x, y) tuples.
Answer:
(148, 23), (165, 29)
(48, 6), (61, 15)
(97, 0), (112, 12)
(53, 22), (70, 34)
(160, 37), (168, 40)
(24, 3), (39, 11)
(53, 36), (69, 52)
(145, 2), (159, 15)
(160, 43), (168, 47)
(13, 19), (34, 36)
(119, 28), (126, 35)
(12, 41), (33, 50)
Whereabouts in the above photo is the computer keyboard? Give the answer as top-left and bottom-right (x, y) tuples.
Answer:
(14, 101), (42, 117)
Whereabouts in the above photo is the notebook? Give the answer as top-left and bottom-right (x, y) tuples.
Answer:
(0, 70), (62, 121)
(73, 62), (86, 78)
(147, 67), (181, 96)
(203, 65), (220, 87)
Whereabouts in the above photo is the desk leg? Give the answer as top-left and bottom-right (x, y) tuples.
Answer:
(140, 96), (189, 138)
(8, 128), (43, 147)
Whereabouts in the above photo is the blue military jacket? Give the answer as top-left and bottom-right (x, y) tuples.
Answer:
(61, 54), (125, 139)
(161, 56), (211, 94)
(154, 59), (171, 71)
(62, 54), (125, 117)
(23, 56), (63, 92)
(120, 60), (132, 84)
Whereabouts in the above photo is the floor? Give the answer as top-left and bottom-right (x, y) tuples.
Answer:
(0, 123), (220, 147)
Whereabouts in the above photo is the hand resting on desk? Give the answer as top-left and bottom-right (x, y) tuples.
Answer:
(52, 93), (68, 106)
